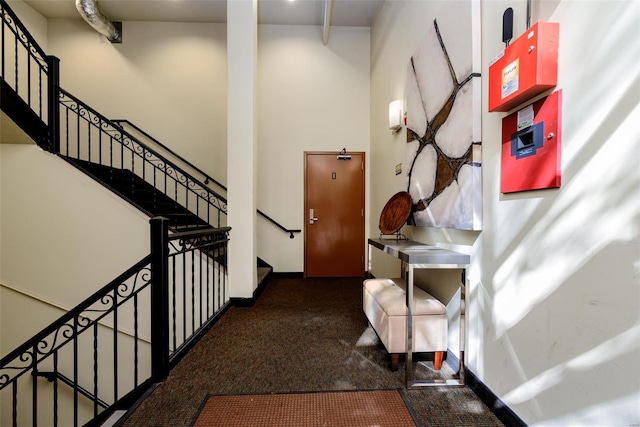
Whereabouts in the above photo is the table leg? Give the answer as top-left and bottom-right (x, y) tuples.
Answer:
(405, 264), (414, 386)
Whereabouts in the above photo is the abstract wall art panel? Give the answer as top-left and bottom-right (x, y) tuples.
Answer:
(405, 1), (482, 231)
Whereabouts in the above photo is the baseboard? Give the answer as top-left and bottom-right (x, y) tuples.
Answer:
(444, 350), (526, 426)
(466, 368), (527, 427)
(445, 349), (459, 372)
(229, 296), (256, 307)
(272, 272), (304, 278)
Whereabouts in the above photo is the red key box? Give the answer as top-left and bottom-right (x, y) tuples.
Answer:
(489, 21), (559, 112)
(501, 90), (562, 193)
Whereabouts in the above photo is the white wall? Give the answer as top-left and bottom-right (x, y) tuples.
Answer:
(0, 143), (151, 424)
(6, 0), (48, 51)
(258, 25), (370, 272)
(0, 144), (150, 345)
(371, 0), (640, 425)
(46, 19), (228, 186)
(45, 19), (371, 274)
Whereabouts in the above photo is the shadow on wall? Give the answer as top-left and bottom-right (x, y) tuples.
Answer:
(483, 0), (640, 424)
(500, 242), (640, 423)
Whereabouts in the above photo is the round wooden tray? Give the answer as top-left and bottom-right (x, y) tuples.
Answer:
(378, 191), (412, 235)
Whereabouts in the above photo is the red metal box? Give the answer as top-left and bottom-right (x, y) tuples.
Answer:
(500, 90), (562, 193)
(488, 21), (559, 112)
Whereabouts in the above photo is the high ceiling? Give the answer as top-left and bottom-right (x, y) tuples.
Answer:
(3, 0), (384, 145)
(23, 0), (385, 27)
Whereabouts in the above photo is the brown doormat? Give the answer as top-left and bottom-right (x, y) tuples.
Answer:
(191, 389), (419, 427)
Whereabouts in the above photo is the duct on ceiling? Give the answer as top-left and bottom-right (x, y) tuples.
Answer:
(322, 0), (335, 45)
(76, 0), (121, 43)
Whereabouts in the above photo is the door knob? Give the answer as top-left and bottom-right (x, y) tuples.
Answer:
(309, 208), (319, 224)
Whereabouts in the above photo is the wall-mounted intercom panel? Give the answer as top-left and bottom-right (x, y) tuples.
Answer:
(489, 21), (559, 112)
(501, 90), (562, 193)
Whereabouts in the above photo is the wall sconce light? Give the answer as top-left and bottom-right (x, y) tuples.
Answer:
(389, 100), (403, 132)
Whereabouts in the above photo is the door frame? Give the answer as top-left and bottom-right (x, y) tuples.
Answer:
(303, 151), (366, 278)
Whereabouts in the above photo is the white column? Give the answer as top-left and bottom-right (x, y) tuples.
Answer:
(227, 0), (258, 298)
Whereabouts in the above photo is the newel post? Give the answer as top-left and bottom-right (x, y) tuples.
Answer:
(46, 55), (60, 153)
(150, 217), (170, 381)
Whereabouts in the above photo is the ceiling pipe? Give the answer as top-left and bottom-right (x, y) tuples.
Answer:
(75, 0), (121, 43)
(322, 0), (335, 45)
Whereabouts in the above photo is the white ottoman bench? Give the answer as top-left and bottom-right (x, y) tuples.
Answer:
(363, 278), (448, 371)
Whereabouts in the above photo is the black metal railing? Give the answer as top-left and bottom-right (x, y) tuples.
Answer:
(1, 3), (235, 426)
(112, 119), (226, 191)
(112, 119), (301, 238)
(0, 0), (59, 151)
(0, 218), (230, 427)
(58, 89), (227, 230)
(0, 0), (47, 119)
(1, 0), (299, 239)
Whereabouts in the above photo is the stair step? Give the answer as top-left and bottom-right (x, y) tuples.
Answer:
(61, 156), (210, 230)
(100, 410), (127, 427)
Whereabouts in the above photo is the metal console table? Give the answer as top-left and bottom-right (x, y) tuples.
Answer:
(368, 238), (470, 388)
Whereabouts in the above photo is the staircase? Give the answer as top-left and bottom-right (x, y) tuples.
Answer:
(64, 157), (211, 232)
(0, 1), (299, 424)
(0, 0), (303, 284)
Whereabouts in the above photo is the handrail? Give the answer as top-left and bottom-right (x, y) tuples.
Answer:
(0, 0), (48, 62)
(0, 255), (151, 370)
(1, 0), (59, 152)
(257, 209), (301, 239)
(111, 119), (226, 190)
(58, 88), (228, 232)
(170, 226), (232, 241)
(59, 89), (227, 205)
(110, 118), (301, 238)
(0, 221), (231, 426)
(35, 371), (109, 409)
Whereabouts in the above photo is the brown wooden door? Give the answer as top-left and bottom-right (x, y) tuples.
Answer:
(304, 152), (365, 277)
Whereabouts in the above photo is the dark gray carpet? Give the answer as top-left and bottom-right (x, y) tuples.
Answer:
(123, 276), (504, 426)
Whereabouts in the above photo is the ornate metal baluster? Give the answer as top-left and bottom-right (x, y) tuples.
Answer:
(113, 288), (118, 402)
(38, 68), (42, 118)
(87, 117), (92, 162)
(73, 318), (78, 427)
(191, 249), (195, 334)
(120, 132), (124, 169)
(2, 11), (5, 77)
(172, 256), (177, 351)
(183, 250), (186, 343)
(32, 343), (38, 427)
(93, 323), (98, 417)
(196, 249), (201, 328)
(206, 248), (210, 318)
(27, 40), (31, 106)
(12, 381), (18, 427)
(53, 351), (59, 427)
(134, 293), (139, 388)
(142, 147), (146, 182)
(64, 107), (69, 156)
(13, 33), (17, 91)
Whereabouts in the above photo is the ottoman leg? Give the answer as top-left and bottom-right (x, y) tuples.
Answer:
(434, 351), (444, 370)
(390, 354), (399, 371)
